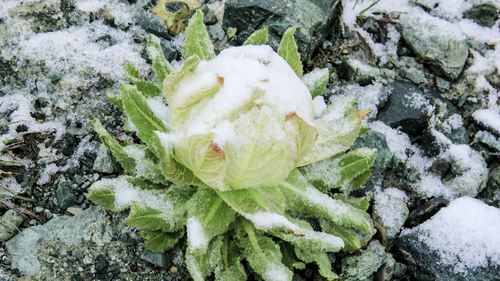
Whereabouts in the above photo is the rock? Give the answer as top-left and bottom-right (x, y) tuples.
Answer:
(134, 10), (172, 39)
(56, 178), (77, 209)
(341, 240), (386, 281)
(5, 206), (112, 276)
(223, 0), (339, 59)
(479, 165), (500, 208)
(376, 81), (429, 137)
(140, 250), (168, 268)
(398, 197), (500, 281)
(463, 3), (499, 28)
(92, 143), (118, 174)
(0, 210), (24, 242)
(340, 58), (392, 85)
(373, 188), (409, 244)
(400, 13), (468, 80)
(376, 253), (396, 281)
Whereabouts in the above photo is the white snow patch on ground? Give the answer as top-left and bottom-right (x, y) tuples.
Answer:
(36, 163), (59, 185)
(401, 197), (500, 273)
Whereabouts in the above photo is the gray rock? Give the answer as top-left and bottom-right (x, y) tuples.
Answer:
(0, 210), (24, 242)
(479, 165), (500, 208)
(376, 253), (396, 281)
(398, 197), (500, 281)
(5, 206), (111, 276)
(342, 58), (393, 85)
(56, 178), (77, 209)
(223, 0), (339, 59)
(341, 240), (386, 281)
(134, 10), (172, 39)
(400, 14), (468, 80)
(92, 143), (118, 174)
(140, 250), (169, 268)
(373, 189), (409, 244)
(376, 81), (429, 137)
(463, 3), (499, 28)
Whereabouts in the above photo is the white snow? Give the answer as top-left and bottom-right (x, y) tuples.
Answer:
(146, 96), (170, 128)
(170, 45), (314, 145)
(17, 21), (146, 85)
(473, 109), (500, 134)
(312, 96), (327, 117)
(303, 186), (348, 216)
(36, 163), (59, 185)
(265, 263), (291, 281)
(246, 212), (304, 234)
(401, 197), (500, 272)
(186, 217), (208, 250)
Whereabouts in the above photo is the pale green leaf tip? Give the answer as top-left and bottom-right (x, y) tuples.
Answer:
(243, 28), (269, 45)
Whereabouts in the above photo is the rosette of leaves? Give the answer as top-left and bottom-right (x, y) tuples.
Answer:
(89, 11), (376, 281)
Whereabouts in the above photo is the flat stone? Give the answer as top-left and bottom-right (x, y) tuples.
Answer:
(0, 210), (24, 242)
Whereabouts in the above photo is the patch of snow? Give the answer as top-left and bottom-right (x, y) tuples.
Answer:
(473, 108), (500, 134)
(36, 163), (59, 185)
(187, 217), (208, 250)
(312, 96), (327, 117)
(246, 212), (303, 234)
(401, 197), (500, 273)
(146, 96), (170, 128)
(265, 263), (291, 281)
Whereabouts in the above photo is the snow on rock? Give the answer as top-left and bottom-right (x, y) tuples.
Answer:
(17, 21), (146, 84)
(373, 188), (409, 243)
(400, 197), (500, 274)
(472, 108), (500, 135)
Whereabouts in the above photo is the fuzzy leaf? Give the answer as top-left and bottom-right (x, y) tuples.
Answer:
(333, 194), (372, 212)
(121, 84), (167, 149)
(107, 92), (123, 110)
(87, 186), (115, 211)
(93, 119), (136, 174)
(186, 188), (236, 254)
(134, 80), (162, 98)
(150, 132), (206, 187)
(125, 62), (141, 82)
(278, 26), (303, 77)
(283, 170), (374, 236)
(301, 148), (376, 192)
(299, 96), (363, 166)
(126, 204), (174, 231)
(320, 219), (370, 252)
(186, 236), (223, 281)
(295, 248), (338, 281)
(303, 68), (329, 97)
(236, 221), (293, 281)
(140, 230), (183, 253)
(146, 35), (172, 83)
(164, 55), (200, 104)
(183, 10), (215, 60)
(243, 28), (269, 45)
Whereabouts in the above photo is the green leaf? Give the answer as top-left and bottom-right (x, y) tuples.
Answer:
(278, 26), (303, 77)
(186, 188), (236, 254)
(333, 194), (372, 212)
(164, 55), (200, 104)
(146, 35), (172, 83)
(282, 170), (374, 236)
(140, 230), (183, 253)
(243, 28), (269, 45)
(295, 248), (338, 281)
(150, 132), (206, 187)
(303, 68), (329, 97)
(186, 235), (224, 281)
(301, 148), (376, 192)
(279, 242), (305, 270)
(236, 221), (293, 281)
(106, 92), (123, 111)
(87, 186), (115, 211)
(299, 96), (363, 166)
(183, 10), (215, 61)
(320, 219), (370, 252)
(215, 237), (247, 281)
(93, 119), (136, 174)
(126, 204), (175, 231)
(121, 84), (167, 148)
(134, 80), (162, 98)
(125, 62), (141, 83)
(286, 112), (318, 165)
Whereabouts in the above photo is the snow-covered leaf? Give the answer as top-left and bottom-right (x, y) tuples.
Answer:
(278, 26), (303, 77)
(244, 28), (269, 45)
(303, 68), (329, 97)
(163, 55), (200, 104)
(183, 10), (215, 60)
(146, 35), (172, 83)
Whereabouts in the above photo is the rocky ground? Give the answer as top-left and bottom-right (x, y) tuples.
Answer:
(0, 0), (499, 280)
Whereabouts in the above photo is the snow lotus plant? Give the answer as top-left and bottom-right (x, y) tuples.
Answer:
(89, 10), (377, 281)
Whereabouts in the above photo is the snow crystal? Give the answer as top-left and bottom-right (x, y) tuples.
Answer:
(187, 217), (208, 250)
(401, 197), (500, 273)
(441, 114), (463, 133)
(333, 82), (388, 120)
(473, 109), (500, 134)
(265, 264), (290, 281)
